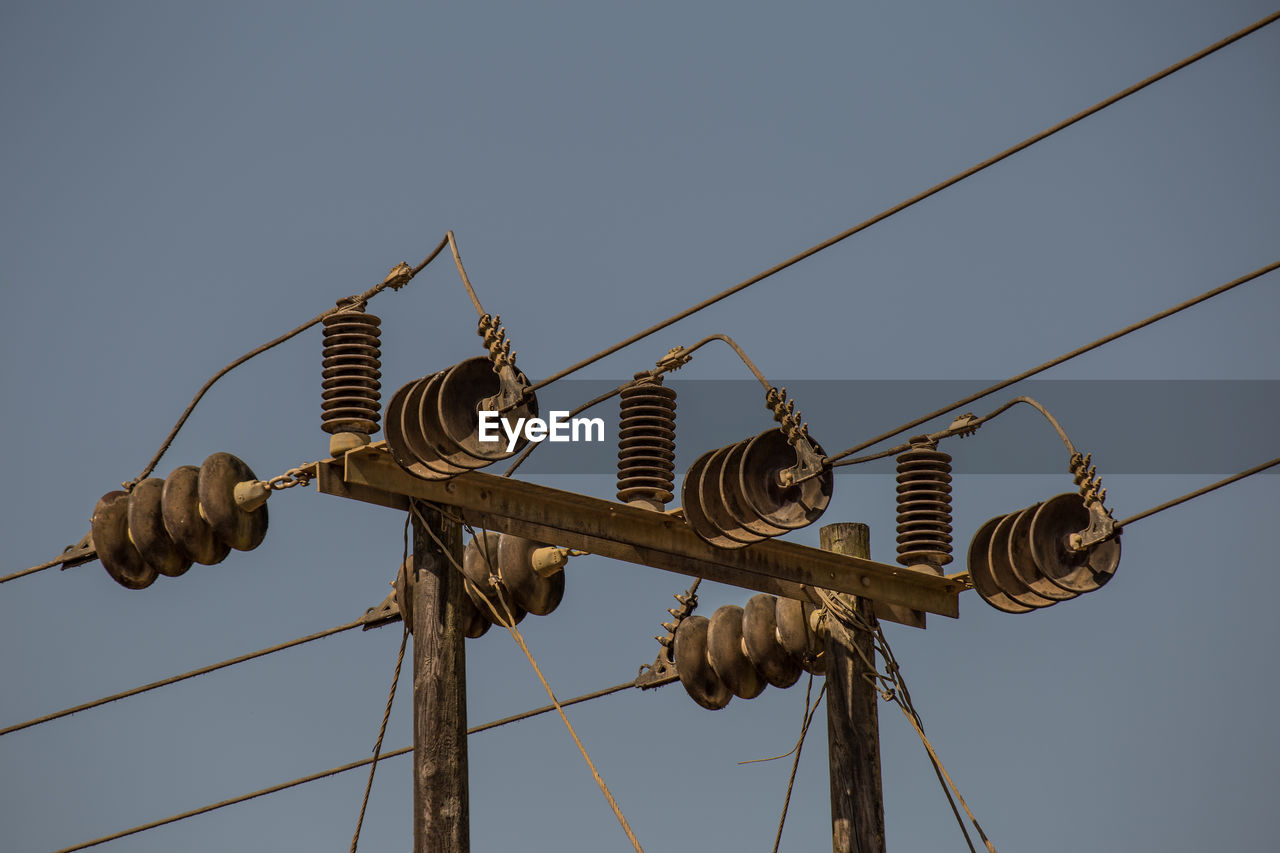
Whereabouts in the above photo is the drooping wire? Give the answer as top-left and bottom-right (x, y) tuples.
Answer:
(524, 11), (1280, 395)
(126, 236), (451, 490)
(349, 513), (412, 853)
(504, 333), (775, 477)
(417, 504), (645, 852)
(348, 624), (408, 853)
(0, 619), (366, 739)
(814, 588), (986, 852)
(829, 395), (1077, 470)
(446, 230), (488, 318)
(751, 672), (828, 853)
(503, 381), (635, 477)
(47, 676), (657, 853)
(823, 259), (1280, 467)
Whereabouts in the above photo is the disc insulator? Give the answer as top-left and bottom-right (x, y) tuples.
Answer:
(895, 439), (954, 569)
(616, 375), (676, 510)
(321, 308), (382, 436)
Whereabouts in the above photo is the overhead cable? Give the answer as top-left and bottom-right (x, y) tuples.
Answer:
(49, 676), (665, 853)
(824, 259), (1280, 465)
(0, 619), (365, 739)
(1116, 456), (1280, 529)
(526, 10), (1280, 394)
(127, 235), (450, 489)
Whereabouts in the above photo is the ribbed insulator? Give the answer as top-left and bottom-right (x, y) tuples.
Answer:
(321, 308), (382, 436)
(895, 439), (953, 569)
(616, 374), (676, 509)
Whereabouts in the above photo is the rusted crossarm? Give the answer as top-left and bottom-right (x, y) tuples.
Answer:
(313, 444), (960, 620)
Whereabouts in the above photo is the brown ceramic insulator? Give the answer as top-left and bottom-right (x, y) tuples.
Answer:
(384, 376), (469, 481)
(1007, 503), (1075, 601)
(462, 532), (526, 627)
(894, 442), (954, 568)
(774, 596), (827, 674)
(434, 356), (539, 468)
(161, 466), (231, 566)
(198, 452), (269, 552)
(967, 514), (1033, 614)
(737, 429), (833, 532)
(719, 440), (790, 538)
(698, 445), (767, 547)
(989, 511), (1056, 609)
(127, 478), (192, 577)
(680, 449), (723, 545)
(320, 310), (382, 435)
(92, 491), (158, 590)
(1030, 493), (1122, 594)
(707, 605), (765, 699)
(616, 377), (677, 508)
(742, 594), (801, 688)
(496, 534), (566, 616)
(673, 615), (732, 710)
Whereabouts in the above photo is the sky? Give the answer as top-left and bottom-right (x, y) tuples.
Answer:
(2, 2), (1278, 851)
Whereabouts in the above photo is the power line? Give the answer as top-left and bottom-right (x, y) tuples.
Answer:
(0, 554), (68, 586)
(49, 676), (667, 853)
(127, 235), (451, 489)
(0, 619), (366, 739)
(526, 10), (1280, 394)
(1117, 456), (1280, 529)
(2, 241), (454, 588)
(824, 258), (1280, 465)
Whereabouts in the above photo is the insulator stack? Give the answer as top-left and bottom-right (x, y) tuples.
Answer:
(452, 531), (570, 634)
(673, 594), (823, 711)
(967, 493), (1121, 614)
(895, 438), (954, 570)
(616, 373), (677, 510)
(682, 429), (833, 549)
(321, 308), (382, 437)
(90, 453), (270, 591)
(385, 356), (540, 481)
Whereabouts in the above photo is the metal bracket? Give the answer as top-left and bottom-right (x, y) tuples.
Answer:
(481, 363), (530, 414)
(946, 412), (981, 438)
(777, 434), (826, 489)
(635, 580), (700, 689)
(1068, 499), (1118, 551)
(361, 584), (404, 630)
(57, 532), (98, 571)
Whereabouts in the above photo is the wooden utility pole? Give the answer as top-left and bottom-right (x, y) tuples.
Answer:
(820, 523), (886, 853)
(410, 501), (469, 852)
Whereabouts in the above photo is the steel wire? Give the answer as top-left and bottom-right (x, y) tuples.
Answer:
(0, 620), (365, 739)
(824, 259), (1280, 465)
(526, 11), (1280, 395)
(47, 676), (657, 853)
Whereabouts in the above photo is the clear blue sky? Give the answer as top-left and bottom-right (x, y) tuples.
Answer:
(2, 2), (1277, 850)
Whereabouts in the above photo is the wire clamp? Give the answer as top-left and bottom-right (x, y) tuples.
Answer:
(946, 412), (981, 438)
(653, 345), (692, 374)
(382, 261), (413, 290)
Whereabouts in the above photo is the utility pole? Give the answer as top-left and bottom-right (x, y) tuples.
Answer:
(821, 522), (886, 853)
(410, 500), (469, 852)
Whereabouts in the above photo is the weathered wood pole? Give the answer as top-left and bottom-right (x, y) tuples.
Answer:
(410, 501), (469, 852)
(820, 522), (886, 853)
